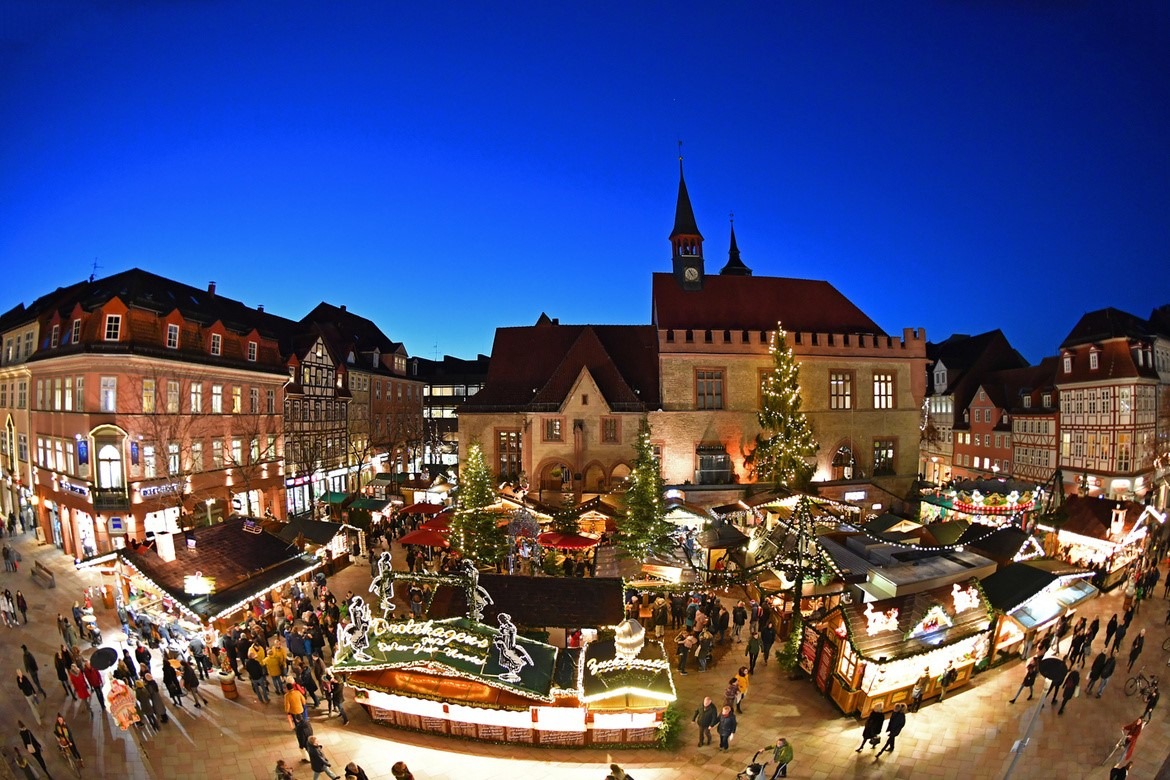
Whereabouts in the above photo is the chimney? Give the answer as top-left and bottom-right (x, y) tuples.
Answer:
(340, 304), (346, 313)
(257, 305), (264, 313)
(208, 281), (217, 296)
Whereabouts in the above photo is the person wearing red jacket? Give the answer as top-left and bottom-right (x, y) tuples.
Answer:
(69, 665), (92, 712)
(82, 661), (106, 710)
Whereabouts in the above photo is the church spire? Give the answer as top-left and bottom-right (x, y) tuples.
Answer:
(670, 147), (704, 290)
(720, 214), (752, 276)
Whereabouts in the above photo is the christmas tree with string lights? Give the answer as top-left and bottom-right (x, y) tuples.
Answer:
(746, 325), (818, 490)
(450, 441), (508, 565)
(776, 495), (835, 672)
(616, 417), (672, 561)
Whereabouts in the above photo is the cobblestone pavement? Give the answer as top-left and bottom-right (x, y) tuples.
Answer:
(1, 528), (1168, 779)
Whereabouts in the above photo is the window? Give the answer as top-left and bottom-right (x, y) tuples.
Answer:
(872, 373), (894, 409)
(1089, 351), (1099, 370)
(250, 387), (260, 414)
(211, 439), (223, 468)
(36, 380), (44, 410)
(231, 386), (242, 414)
(0, 384), (6, 408)
(104, 314), (121, 341)
(1063, 355), (1072, 373)
(211, 385), (223, 414)
(191, 440), (203, 472)
(231, 439), (243, 465)
(166, 381), (180, 413)
(190, 382), (204, 413)
(142, 379), (156, 413)
(167, 324), (180, 349)
(1023, 396), (1031, 408)
(872, 440), (895, 476)
(167, 443), (180, 474)
(830, 372), (853, 410)
(23, 332), (32, 357)
(210, 333), (222, 356)
(100, 377), (117, 412)
(601, 417), (620, 443)
(543, 418), (562, 441)
(497, 430), (522, 479)
(63, 377), (72, 411)
(143, 444), (156, 478)
(50, 324), (59, 348)
(17, 381), (27, 409)
(695, 369), (724, 410)
(695, 445), (732, 484)
(71, 319), (81, 345)
(266, 389), (275, 415)
(247, 341), (257, 362)
(53, 378), (62, 410)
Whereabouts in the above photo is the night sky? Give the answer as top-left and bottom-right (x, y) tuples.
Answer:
(2, 2), (1167, 363)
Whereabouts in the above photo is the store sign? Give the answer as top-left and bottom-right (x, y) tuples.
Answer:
(184, 572), (216, 595)
(863, 602), (900, 636)
(377, 620), (492, 666)
(139, 483), (182, 499)
(585, 657), (670, 676)
(60, 481), (89, 497)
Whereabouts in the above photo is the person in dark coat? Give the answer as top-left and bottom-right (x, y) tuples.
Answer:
(856, 703), (885, 752)
(1094, 654), (1118, 697)
(716, 704), (738, 751)
(162, 661), (185, 707)
(1058, 669), (1081, 715)
(760, 620), (776, 665)
(142, 673), (168, 724)
(1009, 657), (1039, 703)
(1127, 630), (1146, 672)
(692, 695), (718, 747)
(121, 649), (138, 681)
(306, 735), (341, 780)
(1086, 652), (1108, 695)
(21, 646), (47, 697)
(1104, 614), (1119, 649)
(134, 680), (159, 729)
(17, 721), (50, 778)
(181, 660), (208, 707)
(876, 703), (907, 756)
(54, 649), (75, 700)
(344, 762), (370, 780)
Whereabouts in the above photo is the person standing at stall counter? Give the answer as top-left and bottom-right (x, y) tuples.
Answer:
(910, 668), (930, 712)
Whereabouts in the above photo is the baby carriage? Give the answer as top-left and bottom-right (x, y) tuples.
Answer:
(736, 749), (767, 780)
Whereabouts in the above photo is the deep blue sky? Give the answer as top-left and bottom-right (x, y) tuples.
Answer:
(2, 2), (1168, 363)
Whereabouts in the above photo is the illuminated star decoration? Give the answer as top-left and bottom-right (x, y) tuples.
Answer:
(369, 550), (396, 618)
(492, 612), (533, 683)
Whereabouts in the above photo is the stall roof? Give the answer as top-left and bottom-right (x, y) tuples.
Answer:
(349, 497), (392, 512)
(101, 517), (319, 621)
(333, 616), (558, 702)
(962, 526), (1031, 562)
(1058, 495), (1144, 540)
(276, 517), (347, 546)
(580, 638), (675, 705)
(980, 559), (1094, 613)
(921, 520), (971, 546)
(840, 580), (993, 661)
(319, 491), (351, 504)
(865, 513), (922, 535)
(429, 574), (625, 629)
(697, 521), (749, 550)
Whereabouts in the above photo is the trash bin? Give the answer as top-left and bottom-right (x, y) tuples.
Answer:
(218, 672), (238, 700)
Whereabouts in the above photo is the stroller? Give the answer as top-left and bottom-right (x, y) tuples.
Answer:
(86, 622), (103, 647)
(736, 749), (767, 780)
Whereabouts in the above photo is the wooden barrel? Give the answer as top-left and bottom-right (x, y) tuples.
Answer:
(218, 673), (239, 700)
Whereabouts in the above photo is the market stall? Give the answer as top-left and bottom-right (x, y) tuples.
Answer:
(918, 479), (1039, 529)
(1040, 496), (1158, 591)
(801, 579), (994, 716)
(276, 516), (362, 573)
(981, 559), (1098, 661)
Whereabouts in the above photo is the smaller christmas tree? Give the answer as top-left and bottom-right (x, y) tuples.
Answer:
(747, 325), (818, 490)
(616, 417), (673, 561)
(450, 441), (508, 565)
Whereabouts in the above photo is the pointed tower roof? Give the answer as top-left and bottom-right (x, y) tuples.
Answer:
(669, 158), (702, 240)
(719, 219), (752, 276)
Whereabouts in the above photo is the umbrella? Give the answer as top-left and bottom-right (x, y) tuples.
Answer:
(419, 516), (452, 531)
(397, 528), (451, 548)
(537, 531), (599, 550)
(399, 502), (446, 516)
(90, 647), (119, 671)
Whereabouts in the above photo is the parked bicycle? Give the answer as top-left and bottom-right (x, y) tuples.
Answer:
(1124, 667), (1157, 698)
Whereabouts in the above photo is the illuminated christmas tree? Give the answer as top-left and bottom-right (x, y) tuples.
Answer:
(616, 417), (672, 561)
(747, 325), (818, 490)
(451, 441), (508, 565)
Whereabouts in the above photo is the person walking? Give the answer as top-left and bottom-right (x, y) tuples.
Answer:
(910, 668), (930, 712)
(344, 762), (370, 780)
(1126, 629), (1146, 672)
(82, 660), (105, 711)
(1142, 681), (1159, 723)
(54, 649), (75, 700)
(1057, 669), (1080, 715)
(760, 620), (776, 666)
(1046, 663), (1067, 707)
(734, 667), (750, 713)
(716, 704), (738, 751)
(323, 674), (348, 724)
(142, 672), (168, 725)
(68, 665), (91, 713)
(856, 703), (885, 752)
(15, 590), (28, 624)
(284, 676), (309, 726)
(162, 660), (184, 707)
(134, 680), (159, 729)
(876, 703), (907, 756)
(17, 721), (50, 779)
(1111, 622), (1128, 656)
(1085, 616), (1100, 653)
(1095, 654), (1118, 697)
(692, 695), (718, 747)
(745, 631), (762, 674)
(390, 760), (415, 780)
(15, 670), (42, 724)
(180, 660), (207, 707)
(1009, 658), (1039, 703)
(1104, 613), (1119, 648)
(732, 601), (748, 642)
(306, 735), (340, 780)
(53, 713), (83, 768)
(766, 736), (794, 778)
(21, 647), (47, 697)
(1086, 651), (1108, 695)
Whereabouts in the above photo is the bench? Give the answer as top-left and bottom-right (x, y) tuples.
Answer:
(31, 560), (56, 589)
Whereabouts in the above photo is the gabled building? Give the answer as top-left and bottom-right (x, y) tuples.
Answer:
(1007, 358), (1061, 486)
(919, 331), (1028, 485)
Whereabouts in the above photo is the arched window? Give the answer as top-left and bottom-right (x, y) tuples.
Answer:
(97, 444), (124, 489)
(831, 446), (856, 481)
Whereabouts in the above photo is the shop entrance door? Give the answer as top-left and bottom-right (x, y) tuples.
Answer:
(814, 637), (837, 694)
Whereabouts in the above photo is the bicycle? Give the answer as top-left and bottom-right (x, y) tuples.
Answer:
(1124, 668), (1157, 697)
(57, 739), (82, 778)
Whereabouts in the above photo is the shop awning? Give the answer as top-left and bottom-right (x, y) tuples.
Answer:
(318, 492), (351, 505)
(981, 559), (1096, 614)
(349, 497), (392, 512)
(537, 531), (600, 550)
(397, 528), (450, 548)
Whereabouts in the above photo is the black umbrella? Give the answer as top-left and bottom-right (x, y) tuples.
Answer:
(1038, 656), (1068, 682)
(90, 647), (118, 671)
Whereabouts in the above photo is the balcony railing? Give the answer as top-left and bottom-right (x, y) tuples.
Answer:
(92, 487), (130, 511)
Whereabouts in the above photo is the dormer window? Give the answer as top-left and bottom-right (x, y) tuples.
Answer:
(1063, 355), (1072, 374)
(1042, 393), (1051, 407)
(933, 368), (946, 387)
(247, 341), (257, 362)
(104, 314), (121, 341)
(167, 324), (180, 349)
(210, 333), (222, 356)
(50, 324), (59, 348)
(1023, 396), (1032, 408)
(1089, 351), (1099, 370)
(71, 319), (81, 345)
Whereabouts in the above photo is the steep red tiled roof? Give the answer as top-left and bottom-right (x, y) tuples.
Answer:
(1059, 339), (1157, 383)
(1059, 495), (1143, 540)
(650, 272), (884, 334)
(463, 321), (659, 412)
